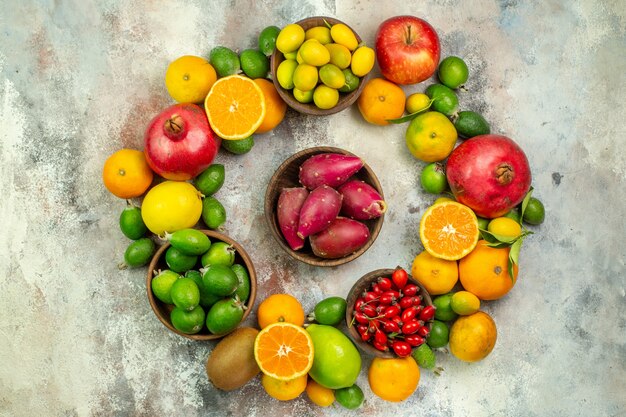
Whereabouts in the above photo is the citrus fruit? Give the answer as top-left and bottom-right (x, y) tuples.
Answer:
(204, 75), (266, 140)
(330, 23), (358, 51)
(451, 291), (481, 315)
(171, 305), (205, 334)
(438, 56), (469, 89)
(412, 343), (436, 370)
(123, 238), (155, 268)
(276, 59), (298, 89)
(405, 93), (431, 114)
(405, 111), (458, 162)
(293, 63), (318, 91)
(425, 84), (459, 116)
(458, 240), (518, 300)
(306, 379), (334, 407)
(476, 216), (490, 230)
(102, 149), (153, 199)
(293, 87), (314, 103)
(165, 55), (217, 103)
(454, 110), (490, 138)
(253, 78), (287, 133)
(151, 270), (181, 304)
(193, 164), (225, 196)
(503, 208), (521, 223)
(254, 322), (315, 380)
(434, 196), (455, 204)
(141, 181), (203, 235)
(419, 201), (480, 261)
(201, 196), (226, 230)
(239, 49), (270, 79)
(368, 356), (420, 402)
(119, 204), (147, 240)
(338, 68), (359, 93)
(350, 45), (375, 77)
(170, 277), (200, 311)
(420, 162), (448, 194)
(221, 136), (254, 154)
(449, 311), (497, 362)
(318, 63), (345, 89)
(209, 46), (241, 77)
(335, 384), (364, 409)
(325, 43), (351, 69)
(299, 39), (330, 66)
(305, 26), (332, 44)
(357, 78), (406, 126)
(261, 373), (307, 401)
(426, 320), (449, 348)
(313, 85), (339, 109)
(487, 217), (522, 240)
(257, 293), (305, 329)
(411, 251), (458, 295)
(276, 23), (305, 53)
(523, 197), (545, 225)
(432, 293), (458, 322)
(259, 25), (280, 55)
(310, 296), (347, 326)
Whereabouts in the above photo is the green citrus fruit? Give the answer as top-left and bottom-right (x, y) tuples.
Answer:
(420, 162), (448, 194)
(185, 269), (220, 308)
(206, 298), (244, 334)
(202, 264), (239, 296)
(165, 246), (198, 273)
(523, 197), (545, 225)
(334, 384), (364, 410)
(201, 196), (227, 230)
(276, 59), (298, 89)
(319, 64), (345, 89)
(167, 228), (211, 256)
(306, 324), (361, 389)
(201, 241), (235, 267)
(239, 49), (270, 79)
(433, 293), (458, 321)
(450, 291), (481, 315)
(438, 56), (469, 89)
(258, 25), (280, 55)
(426, 320), (450, 348)
(123, 238), (155, 268)
(312, 297), (347, 326)
(119, 204), (147, 240)
(209, 46), (241, 77)
(222, 136), (254, 154)
(293, 87), (314, 103)
(425, 84), (459, 116)
(338, 68), (359, 93)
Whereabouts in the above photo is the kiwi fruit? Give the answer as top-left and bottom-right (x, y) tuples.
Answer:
(206, 327), (260, 391)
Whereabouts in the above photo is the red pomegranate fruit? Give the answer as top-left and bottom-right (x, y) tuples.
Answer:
(144, 103), (221, 181)
(446, 135), (531, 218)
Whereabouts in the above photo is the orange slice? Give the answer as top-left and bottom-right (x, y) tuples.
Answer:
(419, 201), (479, 261)
(254, 322), (314, 381)
(204, 74), (266, 140)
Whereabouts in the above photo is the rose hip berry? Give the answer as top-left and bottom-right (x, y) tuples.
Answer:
(392, 268), (408, 289)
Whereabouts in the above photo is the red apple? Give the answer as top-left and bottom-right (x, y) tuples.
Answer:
(144, 103), (221, 181)
(375, 16), (440, 85)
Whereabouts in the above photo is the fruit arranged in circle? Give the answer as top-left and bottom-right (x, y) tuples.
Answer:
(141, 181), (203, 235)
(357, 77), (406, 125)
(438, 56), (469, 89)
(165, 55), (217, 103)
(451, 291), (481, 315)
(368, 356), (420, 402)
(419, 201), (479, 261)
(305, 379), (335, 407)
(257, 293), (305, 329)
(487, 217), (522, 240)
(411, 251), (458, 295)
(261, 373), (308, 401)
(254, 322), (314, 380)
(253, 78), (287, 134)
(102, 149), (153, 199)
(523, 197), (545, 225)
(334, 384), (364, 409)
(405, 111), (458, 162)
(204, 75), (266, 140)
(307, 324), (361, 389)
(458, 240), (518, 300)
(449, 311), (497, 362)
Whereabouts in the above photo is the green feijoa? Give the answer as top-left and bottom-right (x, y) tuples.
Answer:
(165, 246), (198, 273)
(454, 111), (491, 138)
(167, 229), (211, 256)
(310, 296), (347, 326)
(202, 264), (239, 296)
(209, 46), (241, 77)
(412, 343), (436, 370)
(335, 384), (364, 410)
(206, 298), (245, 334)
(231, 264), (251, 303)
(437, 56), (469, 89)
(258, 25), (281, 56)
(201, 241), (235, 267)
(240, 49), (270, 79)
(186, 269), (221, 308)
(123, 238), (155, 268)
(194, 164), (225, 196)
(425, 83), (459, 116)
(170, 277), (200, 311)
(523, 197), (545, 225)
(338, 68), (359, 93)
(222, 136), (254, 155)
(202, 197), (227, 230)
(151, 269), (181, 304)
(119, 204), (148, 240)
(171, 305), (206, 334)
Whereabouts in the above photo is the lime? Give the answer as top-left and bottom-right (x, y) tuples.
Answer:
(276, 23), (305, 54)
(202, 264), (239, 296)
(313, 85), (339, 109)
(425, 84), (459, 116)
(201, 241), (235, 267)
(335, 384), (364, 410)
(405, 93), (431, 114)
(151, 269), (180, 304)
(222, 136), (254, 154)
(305, 26), (332, 45)
(325, 43), (351, 69)
(123, 238), (155, 268)
(504, 208), (521, 223)
(338, 68), (359, 93)
(412, 343), (436, 369)
(194, 164), (225, 196)
(170, 277), (200, 311)
(420, 162), (448, 194)
(276, 59), (298, 89)
(454, 111), (490, 138)
(426, 320), (450, 348)
(299, 39), (330, 66)
(311, 297), (347, 326)
(523, 197), (545, 225)
(167, 228), (211, 256)
(433, 294), (458, 322)
(450, 291), (481, 315)
(438, 56), (469, 89)
(476, 216), (490, 239)
(185, 269), (220, 308)
(231, 264), (251, 303)
(319, 64), (345, 89)
(206, 298), (244, 334)
(293, 87), (314, 103)
(119, 204), (147, 240)
(165, 246), (197, 273)
(209, 46), (241, 77)
(293, 63), (318, 91)
(171, 305), (205, 334)
(239, 49), (270, 79)
(258, 25), (280, 55)
(201, 196), (227, 230)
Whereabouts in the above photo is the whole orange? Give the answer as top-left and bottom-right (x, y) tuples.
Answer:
(368, 356), (420, 402)
(253, 78), (287, 134)
(458, 240), (518, 300)
(257, 293), (305, 329)
(102, 149), (153, 199)
(411, 251), (458, 295)
(449, 311), (497, 362)
(357, 78), (405, 126)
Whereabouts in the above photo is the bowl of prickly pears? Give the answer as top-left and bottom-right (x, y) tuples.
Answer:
(264, 146), (386, 267)
(346, 267), (434, 358)
(146, 229), (257, 341)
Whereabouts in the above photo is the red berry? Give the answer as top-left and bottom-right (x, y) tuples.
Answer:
(391, 268), (409, 290)
(378, 277), (393, 291)
(391, 340), (412, 357)
(361, 331), (372, 342)
(401, 307), (418, 322)
(372, 283), (383, 294)
(354, 297), (365, 311)
(379, 293), (395, 305)
(417, 325), (430, 338)
(412, 296), (423, 307)
(383, 290), (401, 300)
(374, 329), (387, 345)
(419, 305), (436, 321)
(361, 304), (377, 318)
(364, 291), (379, 303)
(354, 311), (369, 324)
(382, 320), (400, 333)
(402, 284), (418, 296)
(368, 319), (380, 331)
(402, 320), (421, 335)
(392, 316), (403, 326)
(383, 305), (401, 319)
(356, 324), (368, 335)
(373, 341), (388, 352)
(405, 334), (425, 347)
(398, 296), (414, 309)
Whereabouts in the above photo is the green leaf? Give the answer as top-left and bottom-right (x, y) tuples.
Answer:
(520, 187), (534, 223)
(480, 229), (517, 244)
(487, 241), (513, 249)
(507, 238), (523, 281)
(386, 98), (435, 124)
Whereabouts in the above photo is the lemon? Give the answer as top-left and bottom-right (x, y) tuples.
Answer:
(165, 56), (217, 103)
(350, 46), (374, 77)
(325, 43), (351, 69)
(305, 26), (332, 44)
(406, 93), (431, 114)
(276, 59), (298, 89)
(313, 85), (339, 110)
(141, 181), (203, 235)
(450, 291), (481, 315)
(293, 87), (314, 103)
(318, 64), (345, 89)
(283, 51), (297, 60)
(330, 23), (358, 51)
(487, 217), (522, 240)
(405, 111), (458, 162)
(276, 24), (305, 53)
(293, 63), (318, 91)
(299, 39), (330, 66)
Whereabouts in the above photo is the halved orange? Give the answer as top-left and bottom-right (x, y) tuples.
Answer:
(419, 201), (479, 261)
(204, 74), (266, 140)
(254, 322), (314, 381)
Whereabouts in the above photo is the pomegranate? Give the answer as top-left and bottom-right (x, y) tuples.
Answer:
(144, 103), (220, 181)
(446, 135), (531, 218)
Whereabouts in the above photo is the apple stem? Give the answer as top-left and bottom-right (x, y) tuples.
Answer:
(405, 24), (414, 44)
(164, 114), (185, 135)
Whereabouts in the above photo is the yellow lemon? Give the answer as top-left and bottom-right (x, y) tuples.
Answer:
(141, 181), (203, 235)
(165, 56), (217, 103)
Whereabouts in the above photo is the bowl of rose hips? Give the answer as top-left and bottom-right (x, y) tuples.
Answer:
(346, 267), (434, 358)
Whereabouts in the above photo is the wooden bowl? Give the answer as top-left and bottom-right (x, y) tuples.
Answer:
(146, 230), (257, 341)
(270, 16), (370, 116)
(345, 269), (433, 358)
(264, 146), (385, 267)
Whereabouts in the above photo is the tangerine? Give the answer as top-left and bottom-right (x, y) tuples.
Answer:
(368, 357), (420, 402)
(419, 201), (479, 261)
(254, 322), (314, 380)
(257, 293), (305, 329)
(449, 311), (497, 362)
(458, 240), (518, 300)
(411, 251), (458, 295)
(165, 55), (217, 103)
(261, 373), (307, 401)
(102, 149), (153, 199)
(357, 78), (405, 126)
(253, 78), (287, 134)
